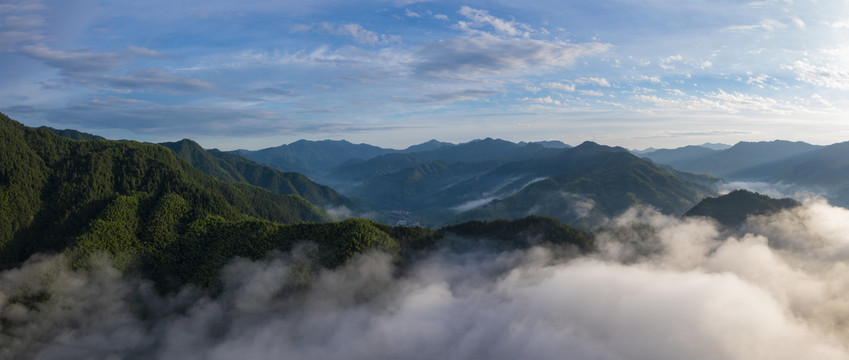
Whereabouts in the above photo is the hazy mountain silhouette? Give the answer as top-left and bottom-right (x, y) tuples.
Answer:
(401, 139), (455, 153)
(452, 142), (717, 227)
(331, 141), (716, 227)
(236, 139), (395, 177)
(639, 145), (719, 168)
(645, 140), (822, 178)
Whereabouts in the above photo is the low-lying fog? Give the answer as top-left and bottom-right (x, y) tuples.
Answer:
(3, 199), (849, 359)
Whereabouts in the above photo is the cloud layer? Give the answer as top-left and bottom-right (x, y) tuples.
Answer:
(4, 200), (849, 359)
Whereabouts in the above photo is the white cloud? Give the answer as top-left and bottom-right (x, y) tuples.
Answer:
(830, 20), (849, 29)
(660, 55), (712, 71)
(636, 75), (661, 83)
(746, 73), (772, 88)
(783, 60), (849, 90)
(575, 77), (611, 87)
(632, 94), (684, 107)
(705, 90), (781, 113)
(458, 6), (530, 38)
(433, 14), (449, 21)
(579, 90), (604, 96)
(520, 96), (561, 105)
(724, 18), (785, 32)
(660, 55), (682, 70)
(405, 9), (421, 18)
(791, 16), (805, 29)
(540, 82), (576, 91)
(632, 89), (816, 115)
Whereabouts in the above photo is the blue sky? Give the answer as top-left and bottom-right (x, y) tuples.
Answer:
(2, 0), (849, 150)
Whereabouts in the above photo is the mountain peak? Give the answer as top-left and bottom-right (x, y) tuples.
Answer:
(572, 141), (626, 153)
(403, 139), (454, 153)
(684, 189), (800, 227)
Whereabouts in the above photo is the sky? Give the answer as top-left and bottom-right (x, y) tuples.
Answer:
(2, 0), (849, 150)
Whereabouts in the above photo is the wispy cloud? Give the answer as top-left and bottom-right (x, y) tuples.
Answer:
(659, 55), (683, 70)
(405, 9), (421, 18)
(724, 18), (784, 32)
(783, 60), (849, 90)
(3, 14), (44, 29)
(636, 75), (661, 83)
(0, 2), (45, 14)
(633, 90), (820, 115)
(540, 82), (576, 91)
(520, 96), (562, 105)
(292, 22), (402, 45)
(70, 68), (215, 92)
(575, 77), (611, 87)
(414, 33), (609, 78)
(457, 6), (530, 37)
(0, 30), (43, 47)
(412, 89), (500, 103)
(20, 44), (125, 72)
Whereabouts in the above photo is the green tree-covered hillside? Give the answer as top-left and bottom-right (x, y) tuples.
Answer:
(0, 113), (329, 269)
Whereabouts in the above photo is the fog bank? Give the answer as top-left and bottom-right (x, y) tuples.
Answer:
(3, 200), (849, 359)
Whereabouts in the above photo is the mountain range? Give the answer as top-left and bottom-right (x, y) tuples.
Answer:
(5, 110), (849, 289)
(4, 111), (842, 359)
(280, 139), (716, 227)
(236, 138), (570, 180)
(637, 140), (849, 206)
(0, 113), (597, 292)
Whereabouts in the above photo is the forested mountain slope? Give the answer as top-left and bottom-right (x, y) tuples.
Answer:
(160, 139), (362, 212)
(684, 190), (800, 227)
(0, 113), (329, 269)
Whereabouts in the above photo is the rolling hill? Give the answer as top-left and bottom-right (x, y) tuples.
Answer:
(683, 189), (800, 227)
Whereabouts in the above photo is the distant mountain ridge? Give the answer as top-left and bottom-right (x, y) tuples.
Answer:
(159, 139), (362, 213)
(641, 140), (822, 177)
(452, 142), (717, 227)
(236, 137), (572, 179)
(641, 140), (849, 207)
(236, 139), (395, 177)
(327, 140), (717, 227)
